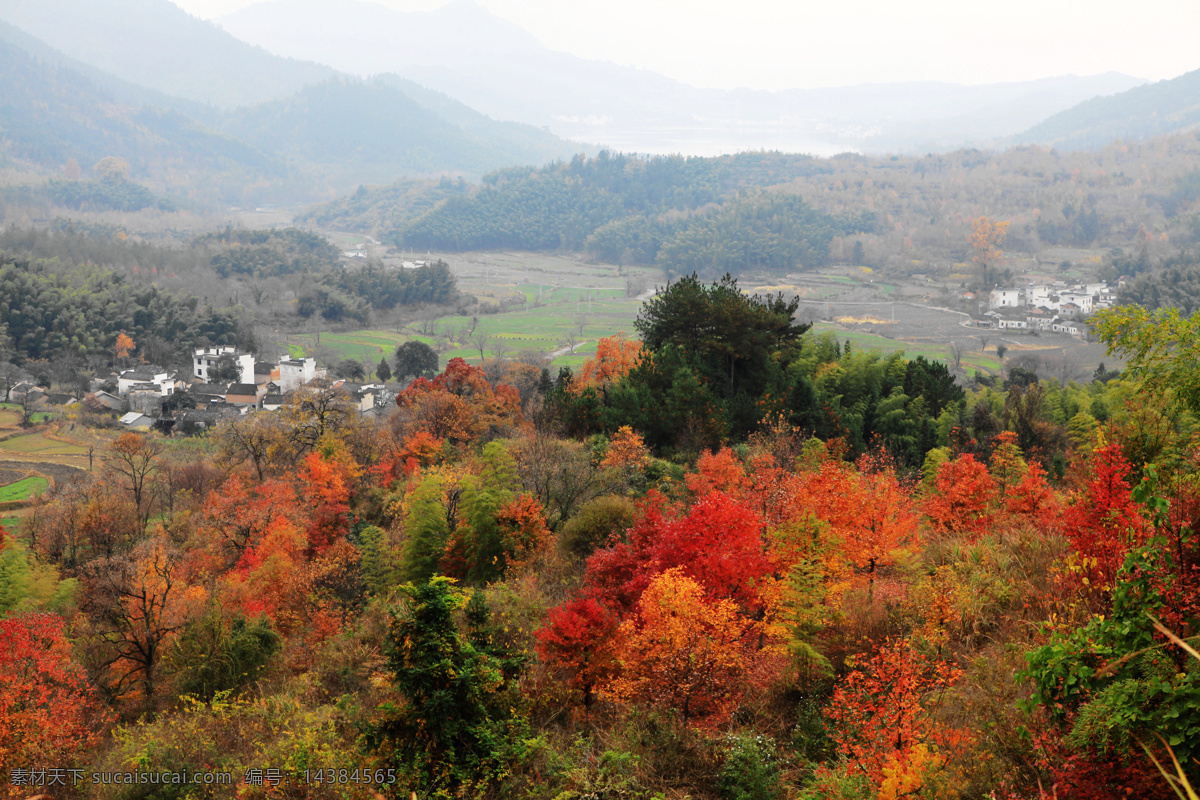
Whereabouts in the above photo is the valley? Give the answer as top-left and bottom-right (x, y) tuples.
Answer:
(0, 2), (1197, 798)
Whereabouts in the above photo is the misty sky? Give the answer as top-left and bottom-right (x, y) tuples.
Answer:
(171, 0), (1200, 91)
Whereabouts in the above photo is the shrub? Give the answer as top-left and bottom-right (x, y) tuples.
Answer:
(717, 733), (782, 800)
(559, 494), (637, 557)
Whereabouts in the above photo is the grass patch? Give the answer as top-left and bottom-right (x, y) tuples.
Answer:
(290, 330), (411, 362)
(810, 324), (1001, 375)
(290, 295), (643, 370)
(0, 404), (55, 424)
(0, 434), (88, 455)
(0, 476), (48, 502)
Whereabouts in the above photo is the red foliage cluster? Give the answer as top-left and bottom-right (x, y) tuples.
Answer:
(395, 358), (522, 444)
(0, 613), (106, 774)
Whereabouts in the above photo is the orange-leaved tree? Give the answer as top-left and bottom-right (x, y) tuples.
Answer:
(601, 425), (650, 473)
(114, 331), (135, 364)
(790, 460), (919, 589)
(686, 447), (750, 498)
(82, 534), (207, 704)
(202, 475), (300, 563)
(822, 637), (966, 797)
(968, 216), (1009, 288)
(395, 358), (523, 444)
(923, 453), (997, 537)
(301, 449), (357, 554)
(571, 333), (642, 396)
(606, 568), (755, 728)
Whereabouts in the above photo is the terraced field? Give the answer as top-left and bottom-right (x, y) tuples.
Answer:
(0, 475), (48, 502)
(0, 433), (88, 456)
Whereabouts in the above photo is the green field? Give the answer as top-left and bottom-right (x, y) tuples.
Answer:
(291, 301), (642, 372)
(0, 476), (48, 502)
(810, 323), (1003, 374)
(0, 404), (53, 424)
(0, 433), (88, 455)
(290, 304), (1009, 377)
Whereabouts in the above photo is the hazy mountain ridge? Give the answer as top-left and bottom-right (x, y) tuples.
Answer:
(0, 19), (217, 122)
(0, 1), (589, 202)
(1018, 67), (1200, 150)
(0, 36), (282, 189)
(0, 0), (337, 109)
(218, 0), (1146, 156)
(219, 78), (586, 188)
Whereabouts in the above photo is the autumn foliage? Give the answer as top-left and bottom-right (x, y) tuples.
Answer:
(1062, 442), (1148, 585)
(572, 333), (642, 394)
(923, 453), (997, 535)
(10, 316), (1200, 800)
(0, 613), (106, 775)
(395, 357), (522, 444)
(606, 569), (756, 728)
(822, 638), (966, 796)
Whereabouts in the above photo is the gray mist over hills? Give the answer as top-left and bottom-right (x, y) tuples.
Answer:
(0, 0), (1196, 210)
(213, 0), (1146, 156)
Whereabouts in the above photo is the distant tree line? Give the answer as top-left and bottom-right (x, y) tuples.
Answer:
(0, 258), (246, 364)
(196, 228), (341, 278)
(1118, 256), (1200, 315)
(388, 151), (843, 272)
(298, 260), (458, 323)
(590, 192), (874, 279)
(37, 179), (176, 213)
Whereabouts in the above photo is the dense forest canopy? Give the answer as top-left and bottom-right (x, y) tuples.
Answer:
(296, 133), (1200, 290)
(384, 151), (859, 276)
(0, 257), (246, 364)
(2, 309), (1198, 798)
(0, 225), (460, 368)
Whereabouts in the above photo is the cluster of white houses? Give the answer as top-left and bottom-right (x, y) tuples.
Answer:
(77, 346), (387, 430)
(965, 281), (1119, 336)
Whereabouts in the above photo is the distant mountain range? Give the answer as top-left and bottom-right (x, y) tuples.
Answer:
(0, 0), (1196, 213)
(0, 0), (335, 109)
(0, 30), (282, 188)
(0, 0), (588, 204)
(214, 0), (1150, 156)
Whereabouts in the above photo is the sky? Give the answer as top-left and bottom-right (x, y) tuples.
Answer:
(170, 0), (1200, 91)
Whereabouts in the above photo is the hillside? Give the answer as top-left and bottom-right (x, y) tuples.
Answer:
(217, 78), (586, 187)
(0, 37), (282, 189)
(307, 132), (1200, 288)
(0, 19), (215, 121)
(0, 0), (336, 109)
(0, 20), (587, 205)
(1019, 67), (1200, 149)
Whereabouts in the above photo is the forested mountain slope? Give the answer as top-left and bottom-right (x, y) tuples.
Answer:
(1019, 67), (1200, 150)
(0, 0), (336, 109)
(0, 38), (280, 186)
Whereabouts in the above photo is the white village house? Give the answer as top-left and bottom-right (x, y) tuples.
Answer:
(192, 346), (255, 384)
